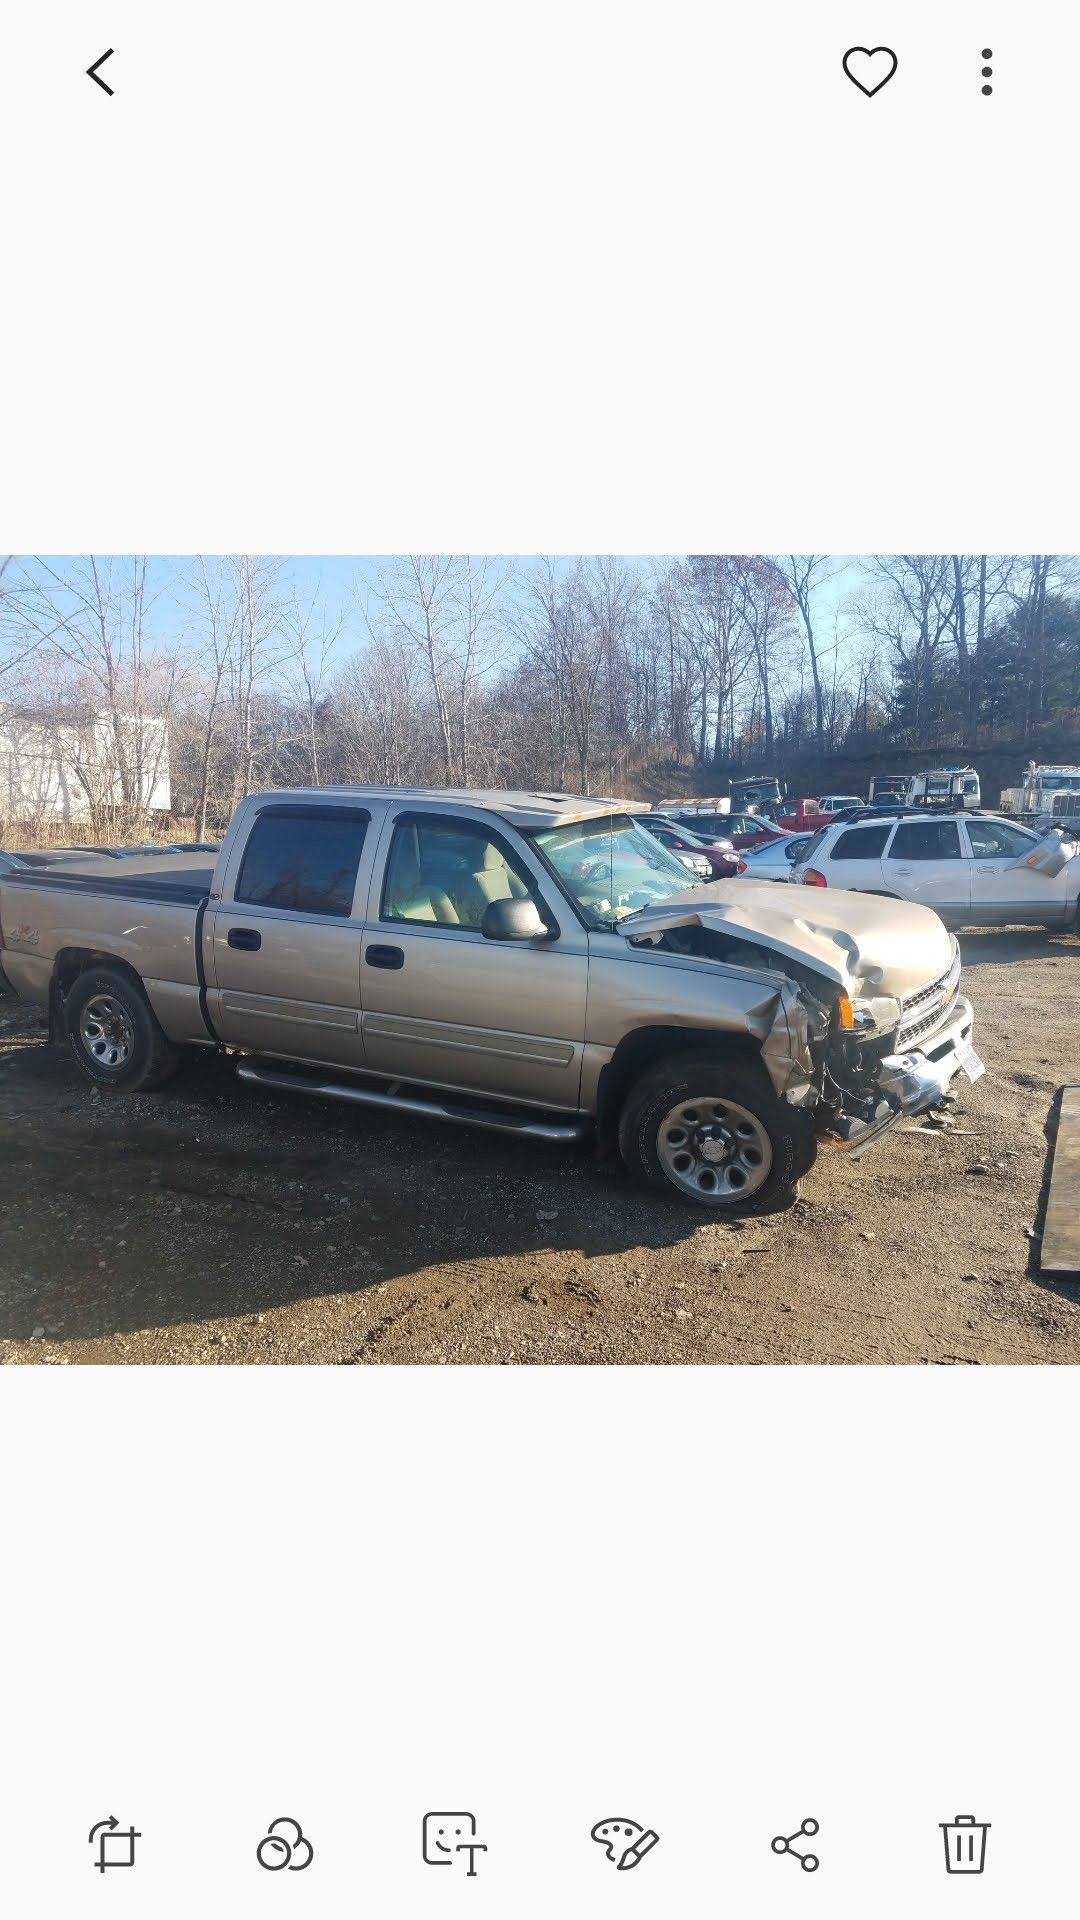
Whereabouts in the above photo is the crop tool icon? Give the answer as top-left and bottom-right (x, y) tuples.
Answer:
(89, 1816), (141, 1871)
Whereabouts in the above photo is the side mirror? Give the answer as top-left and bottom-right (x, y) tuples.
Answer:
(481, 895), (550, 941)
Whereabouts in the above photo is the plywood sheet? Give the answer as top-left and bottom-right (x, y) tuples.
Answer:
(1041, 1087), (1080, 1275)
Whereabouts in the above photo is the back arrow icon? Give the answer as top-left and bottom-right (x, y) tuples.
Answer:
(87, 49), (115, 95)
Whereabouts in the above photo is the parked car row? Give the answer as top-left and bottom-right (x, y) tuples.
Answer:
(648, 792), (1080, 928)
(655, 805), (788, 851)
(629, 812), (746, 879)
(791, 810), (1080, 930)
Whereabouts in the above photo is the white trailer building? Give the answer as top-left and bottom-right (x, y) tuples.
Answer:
(0, 706), (171, 824)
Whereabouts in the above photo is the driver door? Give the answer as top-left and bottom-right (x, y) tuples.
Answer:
(359, 808), (589, 1108)
(963, 816), (1070, 926)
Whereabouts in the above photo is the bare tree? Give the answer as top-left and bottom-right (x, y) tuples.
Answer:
(773, 555), (833, 750)
(182, 558), (244, 836)
(280, 586), (344, 785)
(223, 556), (285, 807)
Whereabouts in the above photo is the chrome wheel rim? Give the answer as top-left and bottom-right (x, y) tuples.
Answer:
(657, 1096), (773, 1202)
(80, 994), (135, 1070)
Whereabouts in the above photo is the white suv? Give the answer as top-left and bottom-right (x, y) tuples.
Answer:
(792, 811), (1080, 930)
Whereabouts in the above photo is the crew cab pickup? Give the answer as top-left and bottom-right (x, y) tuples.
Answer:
(0, 787), (982, 1211)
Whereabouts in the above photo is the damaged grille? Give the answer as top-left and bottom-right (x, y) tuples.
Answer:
(896, 944), (962, 1051)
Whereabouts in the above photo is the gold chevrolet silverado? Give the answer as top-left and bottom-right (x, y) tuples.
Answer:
(0, 787), (983, 1210)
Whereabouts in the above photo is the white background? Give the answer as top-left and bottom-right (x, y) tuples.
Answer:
(2, 0), (1077, 550)
(2, 3), (1079, 1916)
(1, 1367), (1075, 1918)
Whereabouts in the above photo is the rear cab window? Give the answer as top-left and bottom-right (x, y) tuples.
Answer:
(234, 806), (370, 916)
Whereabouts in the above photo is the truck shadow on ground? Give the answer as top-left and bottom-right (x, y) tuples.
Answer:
(0, 1038), (777, 1345)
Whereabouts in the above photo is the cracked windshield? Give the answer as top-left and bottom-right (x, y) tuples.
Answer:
(533, 814), (701, 927)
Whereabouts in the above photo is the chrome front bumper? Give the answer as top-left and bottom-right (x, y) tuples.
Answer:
(836, 996), (980, 1159)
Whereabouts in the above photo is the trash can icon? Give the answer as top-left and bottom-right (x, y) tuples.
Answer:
(940, 1815), (990, 1874)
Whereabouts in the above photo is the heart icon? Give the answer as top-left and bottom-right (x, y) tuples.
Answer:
(842, 46), (898, 95)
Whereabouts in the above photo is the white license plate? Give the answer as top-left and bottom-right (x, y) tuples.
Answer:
(954, 1037), (985, 1083)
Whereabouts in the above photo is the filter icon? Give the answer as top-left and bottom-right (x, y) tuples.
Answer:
(940, 1815), (990, 1875)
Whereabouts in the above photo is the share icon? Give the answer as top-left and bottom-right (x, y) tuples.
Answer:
(771, 1816), (820, 1872)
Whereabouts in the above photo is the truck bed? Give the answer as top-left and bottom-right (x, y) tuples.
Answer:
(0, 863), (215, 906)
(0, 855), (214, 1044)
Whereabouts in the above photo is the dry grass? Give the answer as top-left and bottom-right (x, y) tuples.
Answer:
(0, 816), (202, 851)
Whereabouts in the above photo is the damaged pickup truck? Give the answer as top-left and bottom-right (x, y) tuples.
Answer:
(0, 788), (983, 1211)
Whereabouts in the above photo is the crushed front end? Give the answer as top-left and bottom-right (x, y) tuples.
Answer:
(816, 940), (984, 1156)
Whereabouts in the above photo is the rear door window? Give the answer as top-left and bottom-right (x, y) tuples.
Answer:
(235, 807), (369, 915)
(887, 820), (962, 861)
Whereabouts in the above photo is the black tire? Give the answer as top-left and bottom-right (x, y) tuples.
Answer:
(617, 1050), (816, 1212)
(64, 965), (180, 1093)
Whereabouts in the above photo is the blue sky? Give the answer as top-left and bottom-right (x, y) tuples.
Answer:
(27, 553), (867, 675)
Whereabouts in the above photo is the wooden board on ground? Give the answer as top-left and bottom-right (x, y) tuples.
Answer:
(1041, 1087), (1080, 1275)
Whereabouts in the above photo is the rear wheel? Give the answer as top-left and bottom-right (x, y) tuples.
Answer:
(617, 1051), (816, 1212)
(65, 966), (180, 1093)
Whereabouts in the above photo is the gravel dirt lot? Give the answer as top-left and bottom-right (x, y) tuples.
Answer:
(1, 926), (1078, 1365)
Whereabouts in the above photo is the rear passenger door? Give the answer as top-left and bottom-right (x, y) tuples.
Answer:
(359, 807), (589, 1108)
(207, 802), (378, 1068)
(879, 818), (971, 918)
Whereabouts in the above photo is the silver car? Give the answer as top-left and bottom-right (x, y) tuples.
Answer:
(734, 832), (812, 880)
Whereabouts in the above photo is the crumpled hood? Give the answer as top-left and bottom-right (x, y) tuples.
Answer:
(618, 879), (955, 995)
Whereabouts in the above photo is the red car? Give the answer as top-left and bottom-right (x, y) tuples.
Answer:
(635, 814), (746, 878)
(668, 809), (787, 853)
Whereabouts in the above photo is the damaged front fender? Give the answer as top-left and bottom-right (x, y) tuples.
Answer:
(759, 979), (828, 1106)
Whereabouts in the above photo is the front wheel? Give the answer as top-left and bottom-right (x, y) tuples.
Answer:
(65, 966), (180, 1093)
(617, 1052), (816, 1212)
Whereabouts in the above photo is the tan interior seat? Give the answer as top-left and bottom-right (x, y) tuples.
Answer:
(471, 840), (529, 908)
(384, 833), (461, 924)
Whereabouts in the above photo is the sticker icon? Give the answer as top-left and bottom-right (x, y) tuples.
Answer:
(422, 1812), (487, 1875)
(590, 1817), (660, 1871)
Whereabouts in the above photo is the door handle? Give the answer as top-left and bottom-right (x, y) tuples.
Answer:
(227, 926), (262, 951)
(892, 867), (912, 876)
(365, 944), (405, 970)
(976, 865), (997, 873)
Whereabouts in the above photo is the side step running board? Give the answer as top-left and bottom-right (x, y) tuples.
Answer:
(236, 1060), (589, 1144)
